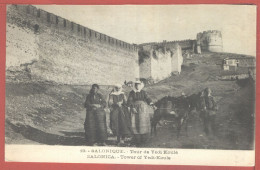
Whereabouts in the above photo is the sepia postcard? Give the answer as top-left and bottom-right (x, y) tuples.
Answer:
(4, 4), (256, 166)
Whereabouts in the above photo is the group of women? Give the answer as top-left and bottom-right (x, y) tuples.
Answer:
(84, 81), (154, 146)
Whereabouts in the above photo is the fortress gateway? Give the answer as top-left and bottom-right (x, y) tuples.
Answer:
(6, 5), (223, 85)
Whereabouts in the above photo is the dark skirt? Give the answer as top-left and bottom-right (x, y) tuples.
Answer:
(84, 108), (107, 144)
(110, 105), (132, 137)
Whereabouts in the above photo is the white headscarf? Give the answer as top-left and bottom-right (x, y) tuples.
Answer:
(110, 83), (124, 95)
(132, 80), (144, 92)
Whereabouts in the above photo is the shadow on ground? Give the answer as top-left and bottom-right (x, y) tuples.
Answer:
(6, 120), (119, 146)
(59, 131), (85, 137)
(6, 120), (86, 146)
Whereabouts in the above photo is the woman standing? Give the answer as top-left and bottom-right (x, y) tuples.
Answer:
(127, 81), (154, 146)
(84, 84), (107, 146)
(108, 84), (132, 145)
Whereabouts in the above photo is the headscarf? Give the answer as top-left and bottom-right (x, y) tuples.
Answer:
(89, 84), (99, 94)
(110, 83), (124, 95)
(132, 80), (144, 92)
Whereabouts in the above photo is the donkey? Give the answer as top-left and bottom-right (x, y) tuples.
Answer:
(151, 96), (177, 136)
(151, 93), (201, 138)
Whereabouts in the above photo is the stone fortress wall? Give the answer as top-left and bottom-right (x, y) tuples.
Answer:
(139, 30), (224, 54)
(137, 30), (224, 82)
(6, 5), (223, 85)
(139, 39), (196, 51)
(138, 43), (183, 82)
(11, 5), (138, 51)
(6, 5), (139, 85)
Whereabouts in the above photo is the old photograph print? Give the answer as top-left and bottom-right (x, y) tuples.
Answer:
(5, 4), (256, 164)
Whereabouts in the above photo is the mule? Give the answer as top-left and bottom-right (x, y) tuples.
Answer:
(151, 93), (201, 138)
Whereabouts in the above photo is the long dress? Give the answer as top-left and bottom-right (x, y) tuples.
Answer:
(108, 93), (132, 139)
(127, 90), (153, 137)
(84, 92), (107, 144)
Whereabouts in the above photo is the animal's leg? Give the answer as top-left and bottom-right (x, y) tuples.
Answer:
(185, 110), (192, 136)
(151, 121), (158, 136)
(177, 117), (183, 138)
(155, 113), (163, 136)
(151, 112), (161, 136)
(151, 119), (156, 136)
(151, 111), (156, 136)
(154, 115), (162, 136)
(184, 116), (189, 137)
(203, 114), (210, 136)
(154, 122), (157, 136)
(210, 115), (217, 136)
(157, 118), (163, 126)
(151, 122), (153, 136)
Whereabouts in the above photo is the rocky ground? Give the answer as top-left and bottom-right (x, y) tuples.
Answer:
(5, 52), (255, 150)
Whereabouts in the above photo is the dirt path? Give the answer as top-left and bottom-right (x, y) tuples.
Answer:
(6, 104), (253, 150)
(5, 79), (254, 149)
(5, 53), (255, 149)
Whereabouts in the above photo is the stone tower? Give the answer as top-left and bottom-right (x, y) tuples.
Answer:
(197, 30), (223, 52)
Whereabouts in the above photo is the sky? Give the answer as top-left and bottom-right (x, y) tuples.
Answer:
(35, 5), (256, 56)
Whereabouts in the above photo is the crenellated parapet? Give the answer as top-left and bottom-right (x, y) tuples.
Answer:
(6, 4), (139, 85)
(8, 5), (138, 52)
(139, 39), (195, 50)
(196, 30), (223, 52)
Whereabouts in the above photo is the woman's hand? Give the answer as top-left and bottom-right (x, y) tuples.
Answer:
(117, 101), (123, 107)
(92, 104), (101, 108)
(127, 107), (131, 113)
(132, 108), (138, 114)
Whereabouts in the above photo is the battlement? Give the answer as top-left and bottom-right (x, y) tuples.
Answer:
(197, 30), (223, 52)
(6, 4), (139, 85)
(9, 5), (138, 52)
(200, 30), (222, 36)
(139, 39), (195, 51)
(139, 39), (195, 46)
(203, 30), (221, 34)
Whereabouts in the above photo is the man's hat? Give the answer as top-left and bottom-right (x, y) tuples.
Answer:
(205, 87), (212, 94)
(114, 83), (122, 88)
(135, 80), (142, 84)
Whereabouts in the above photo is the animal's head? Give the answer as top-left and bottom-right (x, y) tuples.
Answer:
(154, 96), (167, 107)
(155, 96), (175, 106)
(155, 96), (178, 115)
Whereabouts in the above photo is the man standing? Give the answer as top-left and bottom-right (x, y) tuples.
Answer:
(175, 92), (190, 137)
(203, 88), (218, 136)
